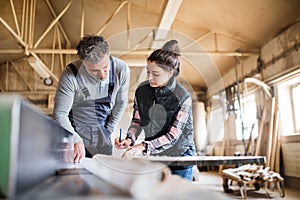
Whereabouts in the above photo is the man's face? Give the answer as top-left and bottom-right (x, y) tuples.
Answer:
(83, 54), (110, 80)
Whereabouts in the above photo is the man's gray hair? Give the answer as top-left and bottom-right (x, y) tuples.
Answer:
(76, 35), (110, 63)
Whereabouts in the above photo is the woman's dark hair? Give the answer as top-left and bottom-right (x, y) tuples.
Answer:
(76, 35), (110, 63)
(147, 40), (181, 76)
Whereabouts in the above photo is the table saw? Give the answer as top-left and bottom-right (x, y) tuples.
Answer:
(0, 94), (230, 200)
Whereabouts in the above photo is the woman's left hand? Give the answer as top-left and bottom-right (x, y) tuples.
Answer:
(122, 143), (145, 158)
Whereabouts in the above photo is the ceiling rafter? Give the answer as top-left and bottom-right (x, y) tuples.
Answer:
(9, 0), (20, 36)
(80, 0), (85, 37)
(28, 0), (36, 48)
(182, 31), (213, 50)
(96, 0), (128, 35)
(152, 0), (182, 49)
(0, 0), (76, 83)
(0, 48), (258, 57)
(34, 0), (72, 48)
(10, 61), (33, 91)
(126, 1), (131, 49)
(182, 31), (258, 53)
(0, 0), (260, 66)
(45, 0), (72, 70)
(0, 16), (59, 82)
(45, 0), (71, 45)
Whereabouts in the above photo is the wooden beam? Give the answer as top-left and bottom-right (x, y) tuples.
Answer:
(96, 1), (128, 35)
(9, 0), (20, 36)
(34, 0), (72, 48)
(0, 48), (257, 56)
(45, 0), (71, 45)
(80, 0), (85, 38)
(266, 97), (276, 167)
(152, 0), (182, 49)
(10, 61), (34, 91)
(255, 99), (269, 156)
(0, 16), (59, 82)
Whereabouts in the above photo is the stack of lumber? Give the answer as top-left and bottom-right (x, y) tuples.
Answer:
(255, 97), (281, 172)
(222, 164), (284, 199)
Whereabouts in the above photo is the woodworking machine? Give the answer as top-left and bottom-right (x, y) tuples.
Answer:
(0, 95), (127, 199)
(0, 94), (266, 200)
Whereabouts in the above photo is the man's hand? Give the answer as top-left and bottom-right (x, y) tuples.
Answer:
(73, 141), (85, 163)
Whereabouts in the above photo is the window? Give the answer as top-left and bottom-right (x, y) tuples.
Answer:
(207, 106), (225, 143)
(207, 92), (258, 142)
(277, 74), (300, 135)
(292, 84), (300, 131)
(235, 94), (258, 141)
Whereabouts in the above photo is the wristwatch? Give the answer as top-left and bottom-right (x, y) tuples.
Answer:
(142, 141), (149, 154)
(125, 136), (134, 146)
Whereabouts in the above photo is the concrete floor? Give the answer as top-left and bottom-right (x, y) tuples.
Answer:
(193, 171), (300, 199)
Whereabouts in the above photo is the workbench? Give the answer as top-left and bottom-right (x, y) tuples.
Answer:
(15, 166), (230, 200)
(133, 155), (266, 167)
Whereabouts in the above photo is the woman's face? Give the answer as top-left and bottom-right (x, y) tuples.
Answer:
(146, 61), (173, 87)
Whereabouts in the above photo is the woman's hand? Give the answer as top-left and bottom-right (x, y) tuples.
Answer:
(114, 137), (132, 149)
(121, 143), (145, 158)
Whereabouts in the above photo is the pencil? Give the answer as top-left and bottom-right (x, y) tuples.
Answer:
(119, 128), (122, 142)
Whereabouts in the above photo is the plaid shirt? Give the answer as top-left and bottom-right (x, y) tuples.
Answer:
(126, 95), (192, 154)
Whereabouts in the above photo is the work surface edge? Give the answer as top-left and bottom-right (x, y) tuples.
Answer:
(132, 156), (266, 167)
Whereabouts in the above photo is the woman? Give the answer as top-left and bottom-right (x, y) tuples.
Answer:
(115, 40), (195, 181)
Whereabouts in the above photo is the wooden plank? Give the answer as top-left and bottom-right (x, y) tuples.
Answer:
(274, 112), (282, 173)
(266, 97), (276, 167)
(133, 155), (266, 167)
(245, 123), (255, 155)
(255, 99), (269, 156)
(81, 154), (168, 199)
(270, 109), (279, 171)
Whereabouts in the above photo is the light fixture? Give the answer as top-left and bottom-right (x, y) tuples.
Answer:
(43, 77), (53, 86)
(27, 56), (51, 79)
(27, 56), (53, 86)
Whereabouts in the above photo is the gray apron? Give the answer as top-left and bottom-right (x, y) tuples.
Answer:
(68, 57), (115, 155)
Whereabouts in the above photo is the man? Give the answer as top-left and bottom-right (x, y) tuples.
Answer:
(53, 35), (130, 163)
